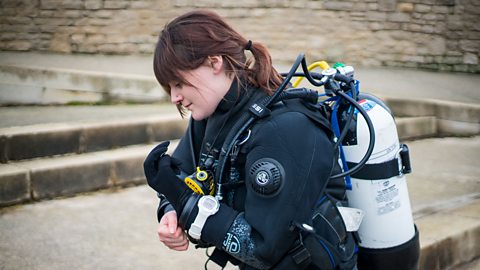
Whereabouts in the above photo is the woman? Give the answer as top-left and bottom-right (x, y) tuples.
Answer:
(144, 10), (356, 270)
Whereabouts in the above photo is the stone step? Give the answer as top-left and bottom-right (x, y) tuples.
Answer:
(0, 141), (178, 207)
(385, 97), (480, 137)
(0, 113), (435, 164)
(0, 114), (188, 163)
(0, 64), (164, 105)
(396, 116), (437, 140)
(417, 197), (480, 270)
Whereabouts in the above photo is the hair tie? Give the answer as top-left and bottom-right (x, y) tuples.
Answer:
(245, 40), (252, 51)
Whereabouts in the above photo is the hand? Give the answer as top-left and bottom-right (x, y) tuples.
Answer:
(144, 141), (193, 215)
(143, 141), (170, 181)
(158, 211), (189, 251)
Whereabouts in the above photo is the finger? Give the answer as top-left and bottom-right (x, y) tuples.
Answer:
(151, 141), (170, 152)
(145, 141), (170, 163)
(157, 225), (171, 241)
(170, 241), (189, 251)
(172, 226), (185, 238)
(157, 213), (176, 240)
(160, 231), (188, 247)
(161, 235), (188, 247)
(157, 154), (172, 168)
(164, 211), (178, 234)
(160, 227), (187, 242)
(147, 148), (168, 163)
(158, 227), (184, 242)
(144, 149), (168, 172)
(170, 157), (183, 167)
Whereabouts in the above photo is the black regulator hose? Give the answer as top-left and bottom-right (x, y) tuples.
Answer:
(332, 81), (356, 152)
(277, 88), (319, 104)
(214, 53), (306, 200)
(283, 69), (374, 179)
(330, 89), (375, 179)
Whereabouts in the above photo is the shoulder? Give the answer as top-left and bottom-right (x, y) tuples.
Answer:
(249, 105), (329, 148)
(255, 101), (327, 136)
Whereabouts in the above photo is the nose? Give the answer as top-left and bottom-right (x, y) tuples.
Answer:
(170, 88), (183, 104)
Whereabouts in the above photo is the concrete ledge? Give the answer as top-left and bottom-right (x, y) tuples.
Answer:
(386, 97), (480, 138)
(385, 98), (480, 121)
(417, 199), (480, 270)
(0, 65), (165, 105)
(2, 126), (81, 162)
(80, 121), (150, 152)
(396, 116), (437, 140)
(0, 115), (187, 162)
(437, 119), (480, 137)
(0, 141), (178, 206)
(0, 164), (30, 206)
(29, 155), (112, 200)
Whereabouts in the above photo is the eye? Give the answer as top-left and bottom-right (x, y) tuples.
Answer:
(169, 81), (182, 90)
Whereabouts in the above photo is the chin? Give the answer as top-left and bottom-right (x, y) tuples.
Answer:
(191, 113), (206, 121)
(192, 110), (215, 121)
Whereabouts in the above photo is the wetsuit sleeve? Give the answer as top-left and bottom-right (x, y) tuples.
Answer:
(201, 112), (335, 268)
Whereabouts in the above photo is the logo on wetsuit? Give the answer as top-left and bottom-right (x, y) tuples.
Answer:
(255, 171), (270, 185)
(249, 158), (284, 196)
(223, 233), (241, 254)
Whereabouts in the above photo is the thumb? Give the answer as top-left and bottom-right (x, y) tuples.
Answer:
(165, 211), (178, 234)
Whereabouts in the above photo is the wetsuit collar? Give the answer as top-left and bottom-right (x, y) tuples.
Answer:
(198, 80), (262, 167)
(216, 79), (242, 112)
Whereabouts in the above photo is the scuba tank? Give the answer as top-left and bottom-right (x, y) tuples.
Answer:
(338, 94), (420, 270)
(326, 63), (420, 270)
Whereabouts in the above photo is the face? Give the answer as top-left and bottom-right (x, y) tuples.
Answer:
(169, 56), (233, 120)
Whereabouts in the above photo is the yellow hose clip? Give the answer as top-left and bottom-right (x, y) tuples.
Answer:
(196, 167), (208, 181)
(184, 167), (215, 195)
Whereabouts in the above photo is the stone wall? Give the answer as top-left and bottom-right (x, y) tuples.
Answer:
(0, 0), (479, 72)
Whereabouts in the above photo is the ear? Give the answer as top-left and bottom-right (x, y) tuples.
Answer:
(207, 55), (224, 74)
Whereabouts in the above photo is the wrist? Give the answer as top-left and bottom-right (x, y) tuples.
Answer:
(156, 194), (174, 222)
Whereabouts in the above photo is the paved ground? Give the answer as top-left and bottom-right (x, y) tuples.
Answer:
(0, 136), (479, 270)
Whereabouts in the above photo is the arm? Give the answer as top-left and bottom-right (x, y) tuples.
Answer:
(144, 112), (334, 267)
(200, 112), (335, 268)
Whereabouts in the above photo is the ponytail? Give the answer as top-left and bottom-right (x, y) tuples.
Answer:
(247, 41), (284, 95)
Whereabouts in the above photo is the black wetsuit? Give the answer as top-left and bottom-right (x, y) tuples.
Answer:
(158, 81), (350, 269)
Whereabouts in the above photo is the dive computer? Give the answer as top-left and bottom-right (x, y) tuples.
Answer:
(188, 195), (220, 240)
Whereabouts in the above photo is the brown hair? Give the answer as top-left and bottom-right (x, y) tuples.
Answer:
(153, 10), (283, 101)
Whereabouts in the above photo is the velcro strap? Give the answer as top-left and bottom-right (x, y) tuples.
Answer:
(290, 241), (312, 269)
(347, 158), (400, 180)
(209, 248), (230, 268)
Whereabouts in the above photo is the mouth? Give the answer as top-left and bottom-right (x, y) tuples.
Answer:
(184, 103), (192, 109)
